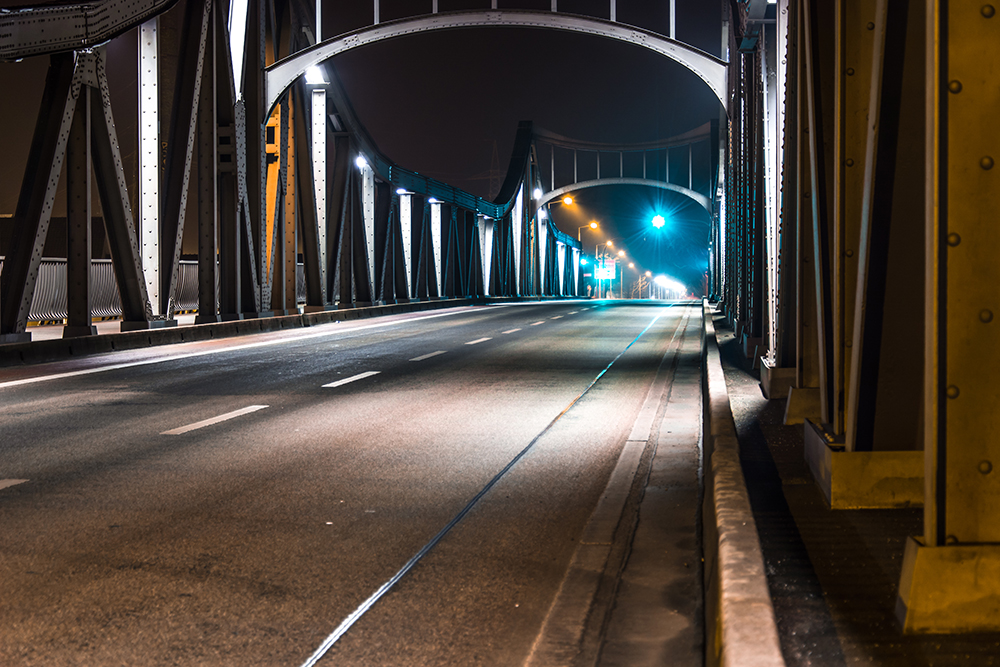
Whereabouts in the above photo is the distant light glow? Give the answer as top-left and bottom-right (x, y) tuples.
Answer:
(617, 250), (625, 257)
(396, 188), (408, 195)
(654, 275), (687, 293)
(580, 258), (588, 266)
(305, 66), (328, 85)
(355, 155), (368, 169)
(628, 262), (634, 268)
(533, 188), (543, 199)
(539, 209), (548, 219)
(651, 214), (666, 229)
(428, 197), (441, 204)
(589, 221), (598, 229)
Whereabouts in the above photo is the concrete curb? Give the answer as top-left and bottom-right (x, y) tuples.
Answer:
(0, 296), (557, 368)
(701, 299), (785, 667)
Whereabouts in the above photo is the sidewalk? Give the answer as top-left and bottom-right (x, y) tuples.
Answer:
(712, 312), (1000, 667)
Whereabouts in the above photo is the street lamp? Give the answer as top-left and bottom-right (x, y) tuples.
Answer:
(651, 214), (666, 229)
(577, 220), (598, 241)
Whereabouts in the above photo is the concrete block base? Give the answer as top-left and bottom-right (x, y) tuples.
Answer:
(62, 325), (97, 338)
(897, 537), (1000, 633)
(804, 420), (923, 509)
(760, 358), (795, 399)
(0, 332), (32, 344)
(783, 386), (820, 425)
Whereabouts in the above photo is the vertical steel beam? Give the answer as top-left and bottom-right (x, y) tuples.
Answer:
(572, 247), (580, 296)
(557, 241), (565, 295)
(480, 215), (493, 297)
(361, 160), (376, 301)
(511, 186), (524, 295)
(400, 194), (413, 297)
(896, 0), (1000, 635)
(430, 200), (443, 297)
(139, 19), (161, 316)
(282, 96), (297, 313)
(312, 87), (327, 302)
(65, 84), (95, 338)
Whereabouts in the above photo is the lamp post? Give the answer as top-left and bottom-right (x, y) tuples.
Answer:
(577, 220), (598, 241)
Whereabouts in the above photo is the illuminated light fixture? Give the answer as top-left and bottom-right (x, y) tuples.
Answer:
(428, 197), (442, 204)
(396, 188), (409, 195)
(589, 221), (598, 230)
(539, 209), (548, 219)
(533, 188), (543, 199)
(607, 240), (614, 247)
(355, 155), (368, 169)
(617, 250), (625, 257)
(562, 196), (574, 205)
(651, 214), (666, 229)
(580, 258), (588, 266)
(628, 262), (634, 268)
(645, 270), (652, 277)
(305, 66), (328, 85)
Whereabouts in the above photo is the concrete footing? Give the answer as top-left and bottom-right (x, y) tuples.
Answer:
(759, 358), (795, 399)
(897, 537), (1000, 633)
(783, 386), (820, 425)
(803, 419), (923, 509)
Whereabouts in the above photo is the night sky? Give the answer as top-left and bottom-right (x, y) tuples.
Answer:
(0, 0), (725, 293)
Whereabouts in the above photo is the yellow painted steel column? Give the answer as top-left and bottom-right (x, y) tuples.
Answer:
(898, 0), (1000, 633)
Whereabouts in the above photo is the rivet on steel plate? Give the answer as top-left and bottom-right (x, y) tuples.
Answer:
(946, 385), (960, 399)
(948, 80), (963, 93)
(945, 535), (959, 545)
(980, 309), (994, 323)
(983, 5), (996, 17)
(846, 67), (855, 75)
(978, 460), (994, 475)
(846, 249), (854, 257)
(947, 232), (961, 246)
(846, 158), (855, 166)
(981, 156), (995, 170)
(845, 340), (853, 348)
(804, 191), (811, 199)
(867, 21), (875, 29)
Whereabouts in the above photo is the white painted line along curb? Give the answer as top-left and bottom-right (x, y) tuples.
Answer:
(0, 479), (29, 491)
(0, 307), (507, 390)
(502, 328), (522, 334)
(465, 337), (492, 345)
(322, 371), (381, 388)
(162, 405), (269, 435)
(409, 351), (446, 362)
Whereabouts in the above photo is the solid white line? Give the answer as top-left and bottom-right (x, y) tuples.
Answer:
(322, 371), (380, 388)
(551, 316), (563, 320)
(161, 405), (268, 435)
(465, 337), (492, 345)
(0, 479), (29, 491)
(501, 328), (522, 334)
(531, 321), (545, 326)
(409, 351), (446, 362)
(0, 306), (511, 390)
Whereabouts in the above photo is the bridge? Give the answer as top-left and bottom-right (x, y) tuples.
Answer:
(1, 1), (998, 665)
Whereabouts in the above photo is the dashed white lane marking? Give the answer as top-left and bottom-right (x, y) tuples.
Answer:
(502, 328), (522, 334)
(0, 479), (29, 491)
(162, 405), (269, 435)
(323, 371), (381, 388)
(409, 351), (446, 362)
(465, 337), (492, 345)
(551, 316), (563, 320)
(568, 311), (578, 315)
(531, 321), (545, 326)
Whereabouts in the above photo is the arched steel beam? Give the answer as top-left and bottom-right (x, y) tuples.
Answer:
(538, 177), (712, 214)
(265, 10), (728, 116)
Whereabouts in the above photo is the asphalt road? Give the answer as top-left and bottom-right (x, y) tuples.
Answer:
(0, 300), (691, 666)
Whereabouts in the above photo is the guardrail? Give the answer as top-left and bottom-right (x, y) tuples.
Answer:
(0, 258), (309, 324)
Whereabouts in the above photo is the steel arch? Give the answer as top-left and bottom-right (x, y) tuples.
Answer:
(539, 177), (712, 214)
(265, 10), (728, 115)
